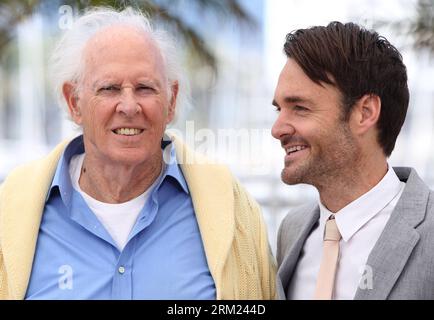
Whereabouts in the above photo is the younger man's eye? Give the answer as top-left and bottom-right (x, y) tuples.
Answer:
(294, 105), (308, 112)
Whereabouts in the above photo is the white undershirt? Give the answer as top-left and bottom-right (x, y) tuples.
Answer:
(288, 166), (405, 300)
(69, 153), (164, 251)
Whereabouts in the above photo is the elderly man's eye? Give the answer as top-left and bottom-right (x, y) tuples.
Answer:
(98, 85), (120, 93)
(136, 85), (156, 94)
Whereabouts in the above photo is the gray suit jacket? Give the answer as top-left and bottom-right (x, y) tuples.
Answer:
(277, 167), (434, 300)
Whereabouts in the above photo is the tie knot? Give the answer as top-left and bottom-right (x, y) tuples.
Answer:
(324, 218), (341, 241)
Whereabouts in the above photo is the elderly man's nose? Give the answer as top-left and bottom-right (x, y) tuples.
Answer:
(117, 88), (140, 116)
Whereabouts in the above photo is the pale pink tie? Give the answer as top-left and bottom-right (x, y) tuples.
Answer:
(314, 216), (341, 300)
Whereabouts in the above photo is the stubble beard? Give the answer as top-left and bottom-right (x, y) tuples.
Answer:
(281, 123), (359, 188)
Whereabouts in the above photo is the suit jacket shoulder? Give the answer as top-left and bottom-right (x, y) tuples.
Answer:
(355, 167), (434, 299)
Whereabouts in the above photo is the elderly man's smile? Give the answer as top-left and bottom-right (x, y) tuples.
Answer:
(110, 127), (146, 143)
(112, 128), (144, 136)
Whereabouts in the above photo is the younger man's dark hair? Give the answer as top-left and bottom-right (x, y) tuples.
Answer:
(284, 22), (409, 156)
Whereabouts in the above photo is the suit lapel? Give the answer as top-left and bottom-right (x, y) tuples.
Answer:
(354, 167), (427, 300)
(172, 134), (235, 300)
(1, 141), (67, 299)
(278, 206), (320, 297)
(353, 218), (420, 299)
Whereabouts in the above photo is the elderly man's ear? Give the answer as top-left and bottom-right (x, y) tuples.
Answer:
(166, 81), (179, 124)
(63, 82), (82, 125)
(349, 94), (381, 136)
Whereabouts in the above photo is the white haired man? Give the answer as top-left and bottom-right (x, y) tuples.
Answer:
(0, 7), (276, 299)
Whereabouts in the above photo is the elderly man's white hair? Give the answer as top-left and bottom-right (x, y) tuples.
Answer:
(50, 6), (189, 121)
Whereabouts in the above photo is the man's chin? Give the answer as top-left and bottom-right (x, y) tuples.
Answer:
(106, 150), (154, 166)
(281, 168), (305, 185)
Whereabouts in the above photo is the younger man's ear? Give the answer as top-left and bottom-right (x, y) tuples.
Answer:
(349, 94), (381, 135)
(62, 82), (82, 125)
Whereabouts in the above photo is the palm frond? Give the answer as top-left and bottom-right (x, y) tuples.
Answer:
(375, 0), (434, 54)
(0, 0), (256, 69)
(412, 0), (434, 51)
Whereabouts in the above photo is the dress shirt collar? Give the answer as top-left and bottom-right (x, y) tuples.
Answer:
(318, 166), (404, 242)
(46, 134), (189, 207)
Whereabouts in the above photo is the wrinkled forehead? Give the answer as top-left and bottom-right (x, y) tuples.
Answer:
(81, 25), (167, 80)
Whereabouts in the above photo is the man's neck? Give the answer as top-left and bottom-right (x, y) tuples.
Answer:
(317, 159), (388, 213)
(78, 152), (163, 204)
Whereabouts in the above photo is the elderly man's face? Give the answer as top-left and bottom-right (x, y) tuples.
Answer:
(67, 26), (176, 166)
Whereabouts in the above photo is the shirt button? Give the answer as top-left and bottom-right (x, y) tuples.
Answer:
(118, 266), (125, 274)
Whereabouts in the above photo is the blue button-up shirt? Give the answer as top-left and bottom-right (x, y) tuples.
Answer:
(25, 135), (216, 299)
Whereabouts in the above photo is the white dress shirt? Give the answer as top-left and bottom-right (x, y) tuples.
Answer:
(287, 166), (405, 300)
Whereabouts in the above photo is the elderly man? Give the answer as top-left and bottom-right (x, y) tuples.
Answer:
(273, 22), (434, 299)
(0, 8), (275, 299)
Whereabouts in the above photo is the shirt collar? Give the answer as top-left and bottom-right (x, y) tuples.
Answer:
(47, 135), (84, 206)
(46, 134), (189, 206)
(318, 165), (404, 242)
(161, 138), (189, 194)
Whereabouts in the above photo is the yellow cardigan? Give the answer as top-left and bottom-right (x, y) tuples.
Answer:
(0, 134), (276, 300)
